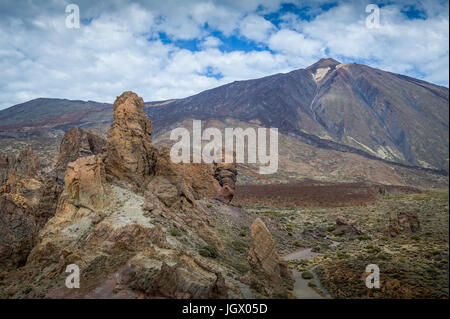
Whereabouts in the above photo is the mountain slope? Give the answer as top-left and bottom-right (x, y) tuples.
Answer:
(146, 58), (449, 171)
(0, 58), (448, 172)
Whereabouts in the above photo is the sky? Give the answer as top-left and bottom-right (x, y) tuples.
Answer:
(0, 0), (448, 110)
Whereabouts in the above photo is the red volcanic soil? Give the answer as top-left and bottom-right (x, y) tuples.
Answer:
(233, 181), (420, 208)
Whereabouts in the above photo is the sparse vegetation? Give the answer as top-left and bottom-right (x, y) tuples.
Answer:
(293, 241), (303, 247)
(199, 245), (218, 258)
(301, 271), (313, 280)
(357, 234), (371, 241)
(232, 240), (248, 253)
(170, 229), (182, 237)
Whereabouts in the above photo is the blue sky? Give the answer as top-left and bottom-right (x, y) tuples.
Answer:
(0, 0), (448, 109)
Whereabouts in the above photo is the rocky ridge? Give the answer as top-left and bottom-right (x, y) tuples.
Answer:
(0, 91), (292, 299)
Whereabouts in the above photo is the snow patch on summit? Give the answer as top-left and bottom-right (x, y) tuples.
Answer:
(312, 67), (330, 83)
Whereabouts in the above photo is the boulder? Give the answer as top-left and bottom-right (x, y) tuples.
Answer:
(148, 262), (211, 299)
(248, 218), (291, 295)
(389, 211), (421, 237)
(335, 216), (364, 236)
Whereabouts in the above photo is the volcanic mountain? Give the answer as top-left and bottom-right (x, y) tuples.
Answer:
(0, 58), (448, 176)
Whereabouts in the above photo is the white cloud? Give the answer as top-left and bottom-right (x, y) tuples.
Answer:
(239, 14), (275, 42)
(200, 36), (223, 49)
(0, 0), (447, 110)
(268, 29), (325, 59)
(299, 2), (449, 85)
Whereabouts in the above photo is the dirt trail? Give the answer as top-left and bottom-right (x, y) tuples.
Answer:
(283, 240), (338, 299)
(283, 248), (322, 261)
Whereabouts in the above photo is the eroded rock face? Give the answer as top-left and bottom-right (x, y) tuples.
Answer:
(34, 178), (63, 228)
(248, 218), (291, 295)
(208, 272), (229, 299)
(147, 262), (212, 298)
(389, 211), (421, 237)
(55, 127), (105, 180)
(0, 147), (40, 185)
(105, 91), (157, 188)
(0, 137), (98, 271)
(65, 155), (107, 211)
(0, 192), (37, 269)
(0, 148), (43, 270)
(156, 147), (220, 200)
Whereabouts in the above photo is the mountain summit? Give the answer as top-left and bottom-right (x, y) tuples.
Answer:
(306, 57), (341, 71)
(0, 59), (448, 173)
(147, 59), (449, 172)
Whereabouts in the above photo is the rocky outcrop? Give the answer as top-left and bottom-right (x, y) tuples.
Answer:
(64, 155), (107, 211)
(34, 178), (63, 228)
(0, 148), (43, 270)
(208, 272), (229, 299)
(54, 127), (105, 180)
(148, 262), (210, 298)
(0, 91), (235, 299)
(0, 191), (37, 269)
(105, 91), (157, 188)
(248, 218), (292, 296)
(335, 216), (364, 236)
(0, 147), (40, 185)
(213, 152), (237, 204)
(388, 211), (421, 237)
(155, 147), (220, 200)
(0, 155), (103, 271)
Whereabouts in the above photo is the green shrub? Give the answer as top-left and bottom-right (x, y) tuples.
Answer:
(337, 252), (350, 259)
(301, 271), (313, 280)
(170, 229), (182, 236)
(232, 262), (250, 274)
(293, 241), (303, 247)
(239, 230), (246, 237)
(357, 234), (371, 241)
(326, 225), (336, 232)
(311, 246), (320, 253)
(411, 234), (421, 241)
(232, 240), (248, 253)
(367, 246), (381, 254)
(308, 281), (317, 288)
(199, 245), (218, 258)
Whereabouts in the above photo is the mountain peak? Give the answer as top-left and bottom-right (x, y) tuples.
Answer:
(306, 58), (341, 71)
